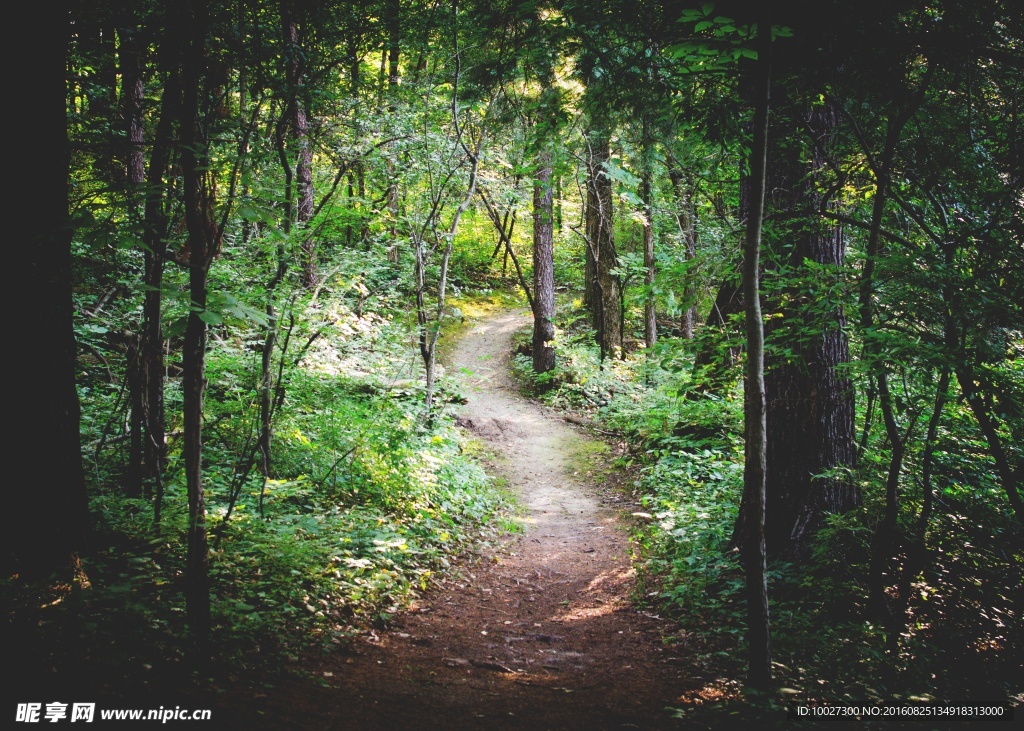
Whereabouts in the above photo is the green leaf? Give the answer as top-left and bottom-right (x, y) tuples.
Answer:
(198, 309), (224, 326)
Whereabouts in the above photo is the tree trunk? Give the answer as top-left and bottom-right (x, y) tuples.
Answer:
(382, 0), (402, 262)
(259, 119), (294, 510)
(739, 16), (773, 691)
(532, 149), (556, 375)
(10, 7), (90, 576)
(125, 338), (144, 498)
(118, 19), (146, 189)
(142, 63), (183, 523)
(585, 133), (620, 360)
(416, 33), (483, 413)
(281, 0), (316, 286)
(180, 4), (213, 645)
(119, 13), (146, 498)
(641, 133), (657, 349)
(668, 166), (697, 339)
(758, 96), (857, 561)
(387, 0), (400, 91)
(583, 166), (599, 312)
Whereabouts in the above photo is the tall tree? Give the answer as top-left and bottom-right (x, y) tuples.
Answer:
(739, 13), (773, 692)
(729, 6), (859, 561)
(119, 7), (147, 499)
(640, 122), (657, 349)
(584, 128), (621, 360)
(281, 0), (316, 287)
(759, 94), (857, 560)
(10, 0), (90, 577)
(667, 163), (697, 339)
(529, 9), (558, 376)
(141, 13), (185, 523)
(180, 0), (215, 644)
(532, 146), (556, 374)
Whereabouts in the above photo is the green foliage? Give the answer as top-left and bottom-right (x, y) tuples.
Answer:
(23, 269), (510, 674)
(526, 296), (1022, 707)
(36, 0), (1024, 716)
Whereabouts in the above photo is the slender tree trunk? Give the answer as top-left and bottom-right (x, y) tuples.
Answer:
(583, 161), (599, 313)
(348, 36), (368, 247)
(119, 14), (146, 498)
(480, 190), (532, 308)
(955, 364), (1024, 523)
(383, 0), (402, 262)
(387, 0), (400, 91)
(142, 58), (184, 523)
(555, 174), (562, 232)
(281, 0), (315, 286)
(416, 32), (484, 413)
(858, 108), (917, 619)
(641, 132), (657, 349)
(867, 368), (909, 630)
(739, 16), (773, 691)
(586, 133), (620, 360)
(668, 166), (697, 339)
(533, 149), (556, 375)
(180, 4), (213, 645)
(125, 338), (144, 497)
(259, 120), (294, 511)
(418, 133), (482, 411)
(118, 20), (145, 189)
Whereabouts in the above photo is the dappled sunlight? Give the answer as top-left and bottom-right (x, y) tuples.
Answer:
(549, 567), (635, 623)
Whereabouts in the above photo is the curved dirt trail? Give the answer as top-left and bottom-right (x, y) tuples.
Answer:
(237, 310), (694, 729)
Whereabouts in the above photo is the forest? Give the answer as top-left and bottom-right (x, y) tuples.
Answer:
(6, 0), (1022, 727)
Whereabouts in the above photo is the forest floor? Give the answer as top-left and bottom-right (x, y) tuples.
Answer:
(213, 308), (709, 729)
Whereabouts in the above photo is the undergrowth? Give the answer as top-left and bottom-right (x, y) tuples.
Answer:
(514, 295), (1022, 718)
(5, 288), (511, 691)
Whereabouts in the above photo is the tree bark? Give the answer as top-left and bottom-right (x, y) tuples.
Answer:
(119, 11), (146, 498)
(668, 166), (697, 339)
(281, 0), (316, 286)
(739, 15), (773, 691)
(583, 163), (599, 312)
(180, 3), (213, 644)
(641, 132), (657, 349)
(532, 149), (556, 375)
(585, 133), (620, 360)
(142, 60), (183, 523)
(757, 96), (857, 561)
(118, 18), (146, 189)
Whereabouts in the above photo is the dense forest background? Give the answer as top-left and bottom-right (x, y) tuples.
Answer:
(7, 0), (1022, 725)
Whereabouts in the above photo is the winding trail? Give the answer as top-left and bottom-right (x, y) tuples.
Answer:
(240, 310), (695, 729)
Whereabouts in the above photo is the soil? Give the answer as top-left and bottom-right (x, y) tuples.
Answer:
(213, 309), (705, 729)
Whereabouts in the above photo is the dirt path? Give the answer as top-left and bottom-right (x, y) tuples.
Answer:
(235, 310), (696, 729)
